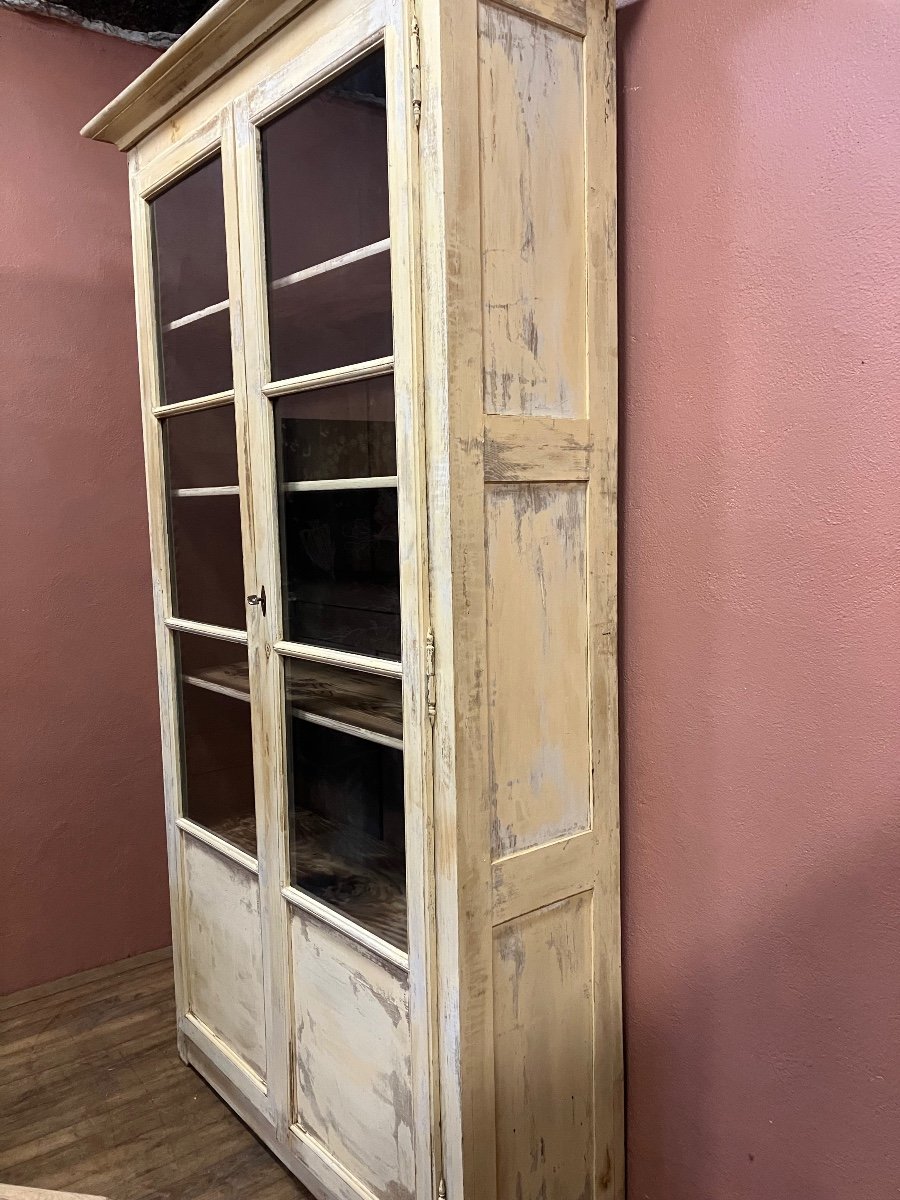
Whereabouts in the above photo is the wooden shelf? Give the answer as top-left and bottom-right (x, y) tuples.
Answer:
(283, 475), (397, 493)
(270, 237), (389, 295)
(171, 485), (239, 497)
(161, 238), (390, 335)
(162, 297), (229, 333)
(183, 658), (402, 748)
(171, 476), (396, 498)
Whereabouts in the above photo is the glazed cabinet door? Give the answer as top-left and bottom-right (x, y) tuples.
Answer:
(129, 111), (276, 1116)
(232, 1), (437, 1197)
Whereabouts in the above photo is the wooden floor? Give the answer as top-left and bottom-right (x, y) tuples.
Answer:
(0, 950), (313, 1199)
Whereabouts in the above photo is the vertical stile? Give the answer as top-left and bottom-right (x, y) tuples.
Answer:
(222, 97), (291, 1129)
(416, 0), (499, 1196)
(231, 92), (296, 1142)
(385, 1), (442, 1194)
(586, 5), (624, 1196)
(128, 154), (192, 1042)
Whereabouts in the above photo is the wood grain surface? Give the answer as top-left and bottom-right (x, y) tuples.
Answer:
(0, 1187), (107, 1199)
(0, 952), (312, 1200)
(0, 1186), (107, 1199)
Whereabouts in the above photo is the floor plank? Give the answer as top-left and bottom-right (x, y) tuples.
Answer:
(0, 1187), (107, 1199)
(0, 953), (312, 1200)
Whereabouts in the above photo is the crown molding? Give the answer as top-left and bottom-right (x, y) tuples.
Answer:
(81, 0), (317, 149)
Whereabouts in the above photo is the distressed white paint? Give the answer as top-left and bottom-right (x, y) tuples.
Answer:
(183, 837), (267, 1080)
(493, 894), (595, 1200)
(479, 3), (586, 417)
(485, 482), (591, 858)
(291, 912), (415, 1200)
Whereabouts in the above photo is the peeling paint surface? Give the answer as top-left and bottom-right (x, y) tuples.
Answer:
(478, 2), (586, 417)
(291, 912), (415, 1200)
(485, 482), (591, 858)
(493, 894), (595, 1198)
(184, 838), (267, 1079)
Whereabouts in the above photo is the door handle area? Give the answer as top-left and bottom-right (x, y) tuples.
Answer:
(247, 586), (266, 617)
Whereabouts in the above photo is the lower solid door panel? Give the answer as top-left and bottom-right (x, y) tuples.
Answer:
(290, 909), (415, 1200)
(182, 836), (268, 1082)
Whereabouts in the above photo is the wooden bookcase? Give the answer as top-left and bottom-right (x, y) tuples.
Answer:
(83, 1), (621, 1197)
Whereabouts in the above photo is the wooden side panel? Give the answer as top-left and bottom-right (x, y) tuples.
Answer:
(485, 482), (591, 857)
(419, 0), (620, 1194)
(290, 912), (415, 1200)
(183, 838), (267, 1079)
(493, 893), (594, 1200)
(478, 3), (586, 417)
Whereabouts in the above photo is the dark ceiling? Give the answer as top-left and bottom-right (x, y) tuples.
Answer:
(64, 1), (217, 36)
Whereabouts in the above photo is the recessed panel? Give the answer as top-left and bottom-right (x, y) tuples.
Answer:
(486, 483), (591, 857)
(291, 913), (414, 1200)
(493, 893), (595, 1200)
(478, 4), (586, 416)
(183, 838), (266, 1080)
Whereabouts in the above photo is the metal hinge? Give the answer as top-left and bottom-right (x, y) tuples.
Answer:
(410, 14), (422, 130)
(437, 1178), (446, 1200)
(425, 628), (437, 726)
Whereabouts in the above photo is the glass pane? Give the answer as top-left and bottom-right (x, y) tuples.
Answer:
(262, 49), (391, 381)
(286, 663), (406, 950)
(268, 251), (392, 380)
(177, 633), (256, 857)
(165, 407), (246, 630)
(152, 156), (232, 404)
(275, 374), (396, 484)
(280, 486), (400, 658)
(166, 403), (239, 490)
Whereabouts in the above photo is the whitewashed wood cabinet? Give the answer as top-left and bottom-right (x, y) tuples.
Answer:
(84, 1), (621, 1197)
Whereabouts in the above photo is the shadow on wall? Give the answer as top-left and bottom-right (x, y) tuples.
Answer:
(616, 0), (900, 1197)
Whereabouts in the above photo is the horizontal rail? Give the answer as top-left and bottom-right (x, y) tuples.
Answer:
(152, 389), (235, 418)
(176, 816), (259, 874)
(274, 639), (401, 678)
(180, 1012), (268, 1099)
(165, 616), (248, 644)
(263, 356), (394, 399)
(282, 885), (408, 973)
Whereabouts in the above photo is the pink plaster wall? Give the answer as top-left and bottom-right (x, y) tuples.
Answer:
(618, 1), (900, 1197)
(0, 11), (169, 994)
